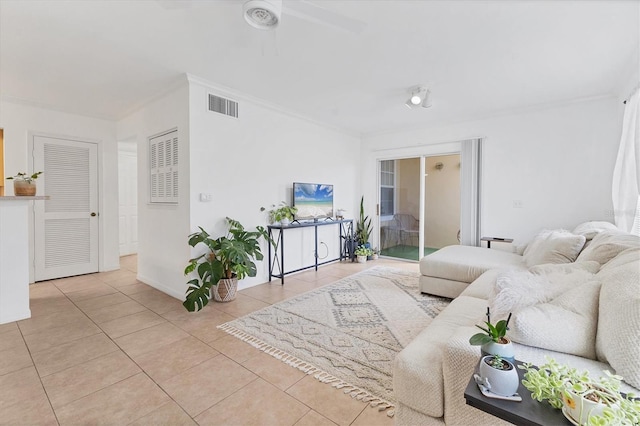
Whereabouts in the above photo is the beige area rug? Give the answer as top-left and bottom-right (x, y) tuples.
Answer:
(218, 266), (451, 415)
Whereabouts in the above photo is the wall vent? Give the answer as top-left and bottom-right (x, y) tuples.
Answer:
(208, 93), (238, 118)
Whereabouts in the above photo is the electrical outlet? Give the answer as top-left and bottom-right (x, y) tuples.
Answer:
(512, 200), (523, 208)
(199, 193), (212, 202)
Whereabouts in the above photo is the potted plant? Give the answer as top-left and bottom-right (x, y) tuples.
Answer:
(354, 245), (372, 263)
(261, 202), (298, 226)
(183, 217), (269, 310)
(520, 358), (640, 425)
(7, 172), (42, 196)
(477, 355), (520, 397)
(469, 308), (514, 360)
(371, 247), (379, 260)
(355, 195), (372, 246)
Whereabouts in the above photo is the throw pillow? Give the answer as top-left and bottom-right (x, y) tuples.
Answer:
(509, 279), (601, 359)
(572, 221), (618, 241)
(523, 230), (586, 268)
(576, 230), (640, 265)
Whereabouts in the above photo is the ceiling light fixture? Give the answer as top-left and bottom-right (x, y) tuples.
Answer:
(243, 0), (282, 30)
(405, 86), (432, 109)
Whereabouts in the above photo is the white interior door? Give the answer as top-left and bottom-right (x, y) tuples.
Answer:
(34, 136), (99, 281)
(118, 146), (138, 256)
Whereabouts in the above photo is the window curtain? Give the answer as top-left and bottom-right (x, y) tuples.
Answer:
(612, 86), (640, 235)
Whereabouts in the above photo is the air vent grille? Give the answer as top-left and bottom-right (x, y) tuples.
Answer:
(208, 94), (238, 118)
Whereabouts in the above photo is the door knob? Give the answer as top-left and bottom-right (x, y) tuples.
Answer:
(90, 212), (97, 217)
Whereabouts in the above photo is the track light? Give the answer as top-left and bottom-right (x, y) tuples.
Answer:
(405, 86), (432, 109)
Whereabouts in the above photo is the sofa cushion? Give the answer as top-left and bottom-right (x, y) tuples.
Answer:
(572, 221), (619, 240)
(393, 295), (486, 418)
(576, 230), (640, 265)
(523, 229), (586, 267)
(420, 245), (524, 284)
(509, 279), (601, 359)
(488, 261), (600, 318)
(595, 251), (640, 389)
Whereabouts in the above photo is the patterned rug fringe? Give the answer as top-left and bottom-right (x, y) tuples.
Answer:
(217, 322), (395, 417)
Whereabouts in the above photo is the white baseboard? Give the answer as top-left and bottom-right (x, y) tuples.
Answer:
(136, 273), (184, 301)
(0, 308), (31, 324)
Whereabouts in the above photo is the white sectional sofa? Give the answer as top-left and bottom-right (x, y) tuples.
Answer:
(393, 225), (640, 425)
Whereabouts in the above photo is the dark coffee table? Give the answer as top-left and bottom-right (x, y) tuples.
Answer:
(464, 359), (571, 425)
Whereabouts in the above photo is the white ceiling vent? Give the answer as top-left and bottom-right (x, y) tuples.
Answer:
(208, 93), (238, 118)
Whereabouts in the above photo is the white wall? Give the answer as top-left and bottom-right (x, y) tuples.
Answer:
(362, 97), (622, 244)
(188, 77), (361, 290)
(116, 83), (190, 299)
(0, 100), (120, 280)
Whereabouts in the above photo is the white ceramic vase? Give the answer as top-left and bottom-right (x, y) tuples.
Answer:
(478, 355), (519, 397)
(356, 255), (367, 263)
(280, 217), (291, 226)
(562, 387), (610, 425)
(481, 338), (515, 361)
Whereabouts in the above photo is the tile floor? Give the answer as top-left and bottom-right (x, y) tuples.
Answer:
(0, 255), (419, 426)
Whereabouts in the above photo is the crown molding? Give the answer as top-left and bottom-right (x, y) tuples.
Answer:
(0, 94), (117, 122)
(363, 93), (617, 139)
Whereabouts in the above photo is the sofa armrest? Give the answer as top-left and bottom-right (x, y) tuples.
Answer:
(441, 326), (511, 426)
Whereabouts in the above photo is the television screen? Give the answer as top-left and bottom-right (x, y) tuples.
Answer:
(293, 183), (334, 220)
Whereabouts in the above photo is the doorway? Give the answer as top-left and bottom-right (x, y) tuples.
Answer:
(33, 135), (99, 281)
(379, 155), (461, 261)
(118, 141), (138, 256)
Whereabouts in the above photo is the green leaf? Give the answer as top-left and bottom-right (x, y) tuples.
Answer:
(469, 333), (493, 346)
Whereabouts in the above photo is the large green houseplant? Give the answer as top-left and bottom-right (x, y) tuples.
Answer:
(355, 195), (372, 246)
(183, 217), (269, 311)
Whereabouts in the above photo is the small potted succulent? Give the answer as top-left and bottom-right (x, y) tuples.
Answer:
(469, 307), (514, 360)
(7, 172), (43, 196)
(261, 202), (298, 226)
(354, 245), (373, 263)
(478, 355), (520, 397)
(371, 247), (379, 260)
(520, 358), (640, 425)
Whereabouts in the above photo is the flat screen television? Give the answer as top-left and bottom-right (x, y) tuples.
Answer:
(293, 182), (334, 221)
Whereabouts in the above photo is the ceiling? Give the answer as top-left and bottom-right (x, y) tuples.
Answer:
(0, 0), (638, 135)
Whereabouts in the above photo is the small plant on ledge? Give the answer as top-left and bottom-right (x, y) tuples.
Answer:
(7, 171), (43, 196)
(6, 172), (43, 183)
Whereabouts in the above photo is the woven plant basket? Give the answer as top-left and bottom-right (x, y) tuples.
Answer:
(13, 180), (36, 196)
(213, 277), (238, 302)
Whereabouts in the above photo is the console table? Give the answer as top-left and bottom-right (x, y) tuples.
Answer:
(268, 219), (354, 284)
(464, 359), (570, 425)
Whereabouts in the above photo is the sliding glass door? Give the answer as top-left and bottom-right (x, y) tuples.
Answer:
(378, 154), (461, 261)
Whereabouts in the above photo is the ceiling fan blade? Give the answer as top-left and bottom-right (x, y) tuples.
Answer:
(282, 0), (366, 34)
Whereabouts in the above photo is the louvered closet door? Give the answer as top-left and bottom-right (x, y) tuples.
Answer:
(34, 136), (99, 281)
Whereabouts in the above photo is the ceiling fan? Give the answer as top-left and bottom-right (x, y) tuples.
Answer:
(157, 0), (366, 34)
(243, 0), (365, 33)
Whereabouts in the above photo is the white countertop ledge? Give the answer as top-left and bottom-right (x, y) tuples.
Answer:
(0, 196), (49, 201)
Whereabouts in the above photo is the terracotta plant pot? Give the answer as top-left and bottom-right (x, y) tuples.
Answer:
(213, 277), (238, 302)
(13, 180), (36, 196)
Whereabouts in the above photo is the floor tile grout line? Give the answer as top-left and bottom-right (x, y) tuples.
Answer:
(16, 316), (63, 426)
